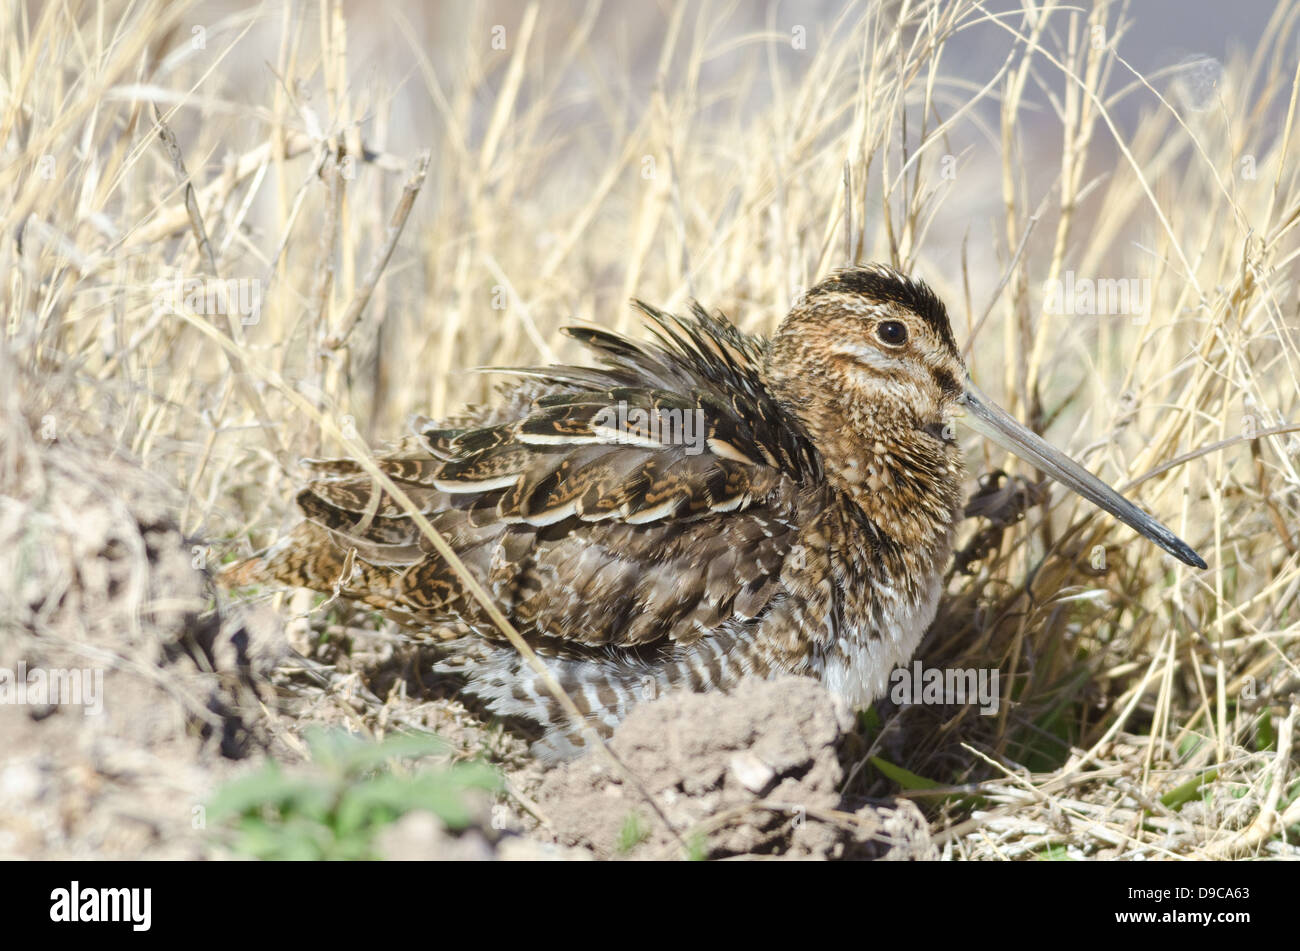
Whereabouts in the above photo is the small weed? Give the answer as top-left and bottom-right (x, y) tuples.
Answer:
(616, 812), (650, 853)
(208, 728), (501, 860)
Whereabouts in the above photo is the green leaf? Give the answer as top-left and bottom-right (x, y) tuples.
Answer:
(684, 833), (708, 862)
(1035, 844), (1076, 861)
(857, 706), (882, 737)
(1255, 712), (1276, 752)
(1160, 768), (1219, 810)
(869, 756), (943, 790)
(206, 729), (502, 860)
(306, 727), (448, 775)
(207, 767), (332, 821)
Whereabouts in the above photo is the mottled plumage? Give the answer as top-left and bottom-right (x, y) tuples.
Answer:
(224, 265), (1203, 758)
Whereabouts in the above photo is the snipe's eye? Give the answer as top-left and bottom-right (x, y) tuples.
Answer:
(876, 320), (908, 346)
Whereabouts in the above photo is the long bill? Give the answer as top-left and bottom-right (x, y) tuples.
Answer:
(959, 382), (1206, 570)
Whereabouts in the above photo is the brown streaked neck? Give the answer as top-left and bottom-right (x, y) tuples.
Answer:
(769, 379), (964, 556)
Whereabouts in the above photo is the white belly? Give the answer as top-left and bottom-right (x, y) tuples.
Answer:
(814, 569), (944, 710)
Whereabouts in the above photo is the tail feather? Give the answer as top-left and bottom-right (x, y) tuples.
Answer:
(219, 522), (337, 588)
(219, 521), (403, 612)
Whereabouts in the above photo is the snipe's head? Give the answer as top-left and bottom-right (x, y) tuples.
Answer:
(765, 265), (1206, 569)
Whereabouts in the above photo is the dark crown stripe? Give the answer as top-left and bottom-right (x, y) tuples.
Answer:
(812, 265), (959, 356)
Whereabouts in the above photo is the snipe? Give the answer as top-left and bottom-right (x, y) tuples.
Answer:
(225, 265), (1204, 758)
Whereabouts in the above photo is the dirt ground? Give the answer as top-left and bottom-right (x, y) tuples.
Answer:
(0, 383), (933, 861)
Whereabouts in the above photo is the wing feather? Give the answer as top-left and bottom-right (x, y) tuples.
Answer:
(239, 303), (819, 655)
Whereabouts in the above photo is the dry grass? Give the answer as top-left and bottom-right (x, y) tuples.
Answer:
(3, 0), (1298, 859)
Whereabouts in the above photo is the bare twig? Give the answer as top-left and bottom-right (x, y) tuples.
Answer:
(323, 151), (430, 350)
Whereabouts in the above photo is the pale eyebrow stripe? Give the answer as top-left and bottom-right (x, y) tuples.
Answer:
(829, 341), (901, 369)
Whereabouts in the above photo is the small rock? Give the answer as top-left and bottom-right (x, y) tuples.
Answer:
(729, 751), (776, 794)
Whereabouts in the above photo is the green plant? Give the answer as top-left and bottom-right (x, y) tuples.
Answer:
(208, 729), (501, 860)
